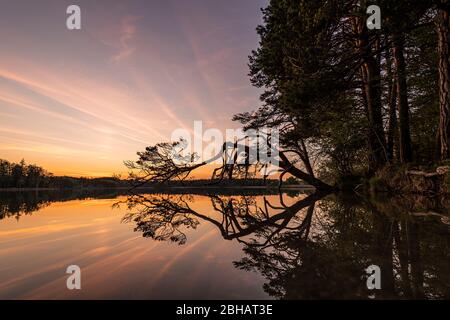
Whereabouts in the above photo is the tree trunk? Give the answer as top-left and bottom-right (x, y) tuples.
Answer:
(355, 20), (387, 172)
(387, 80), (398, 162)
(298, 139), (315, 178)
(386, 47), (398, 163)
(438, 4), (450, 160)
(278, 151), (333, 190)
(393, 33), (413, 163)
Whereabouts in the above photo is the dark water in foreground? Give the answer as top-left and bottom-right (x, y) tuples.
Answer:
(0, 189), (449, 300)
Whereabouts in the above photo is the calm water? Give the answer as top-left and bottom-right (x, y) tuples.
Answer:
(0, 189), (449, 300)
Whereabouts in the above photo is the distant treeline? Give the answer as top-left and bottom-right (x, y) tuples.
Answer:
(0, 159), (129, 189)
(127, 177), (304, 188)
(156, 178), (284, 187)
(0, 159), (301, 189)
(1, 159), (51, 188)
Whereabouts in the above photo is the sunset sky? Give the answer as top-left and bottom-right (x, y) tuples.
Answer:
(0, 0), (267, 177)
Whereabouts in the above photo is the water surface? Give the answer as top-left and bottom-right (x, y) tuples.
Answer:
(0, 190), (449, 299)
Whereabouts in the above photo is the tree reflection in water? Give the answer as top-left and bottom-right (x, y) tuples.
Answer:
(119, 192), (450, 300)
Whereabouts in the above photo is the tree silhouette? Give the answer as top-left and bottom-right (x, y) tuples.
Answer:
(125, 136), (333, 190)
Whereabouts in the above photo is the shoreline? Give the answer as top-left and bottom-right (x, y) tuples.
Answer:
(0, 185), (316, 192)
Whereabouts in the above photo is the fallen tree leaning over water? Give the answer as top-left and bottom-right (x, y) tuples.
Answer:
(124, 137), (334, 191)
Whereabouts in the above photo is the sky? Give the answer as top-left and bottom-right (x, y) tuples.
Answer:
(0, 0), (267, 177)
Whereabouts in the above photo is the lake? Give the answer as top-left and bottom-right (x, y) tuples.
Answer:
(0, 189), (449, 299)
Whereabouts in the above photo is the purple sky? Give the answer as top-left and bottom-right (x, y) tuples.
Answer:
(0, 0), (267, 176)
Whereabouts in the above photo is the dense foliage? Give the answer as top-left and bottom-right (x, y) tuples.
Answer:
(233, 0), (449, 187)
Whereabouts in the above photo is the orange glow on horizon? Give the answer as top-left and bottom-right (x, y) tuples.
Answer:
(0, 1), (265, 177)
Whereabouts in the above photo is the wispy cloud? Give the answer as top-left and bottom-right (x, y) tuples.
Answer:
(0, 0), (265, 177)
(111, 15), (142, 62)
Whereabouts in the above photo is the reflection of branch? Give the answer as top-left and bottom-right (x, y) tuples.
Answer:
(218, 192), (322, 242)
(118, 191), (328, 245)
(118, 194), (199, 245)
(239, 197), (317, 249)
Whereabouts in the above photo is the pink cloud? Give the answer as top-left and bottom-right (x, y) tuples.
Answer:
(111, 15), (142, 62)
